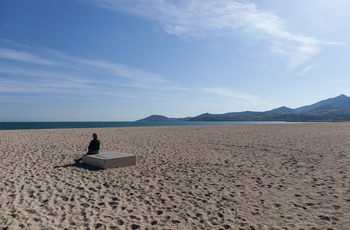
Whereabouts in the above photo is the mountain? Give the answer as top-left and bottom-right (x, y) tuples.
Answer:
(189, 111), (261, 121)
(294, 94), (350, 113)
(266, 106), (295, 115)
(136, 95), (350, 122)
(136, 115), (190, 122)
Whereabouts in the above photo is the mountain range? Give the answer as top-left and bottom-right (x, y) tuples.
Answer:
(137, 94), (350, 122)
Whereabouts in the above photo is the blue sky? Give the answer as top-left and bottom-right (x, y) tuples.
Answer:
(1, 0), (349, 121)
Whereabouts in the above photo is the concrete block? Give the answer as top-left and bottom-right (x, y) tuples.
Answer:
(82, 152), (136, 169)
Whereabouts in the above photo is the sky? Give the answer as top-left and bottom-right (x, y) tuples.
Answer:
(1, 0), (350, 121)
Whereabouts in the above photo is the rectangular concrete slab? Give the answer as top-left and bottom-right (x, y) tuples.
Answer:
(82, 152), (136, 169)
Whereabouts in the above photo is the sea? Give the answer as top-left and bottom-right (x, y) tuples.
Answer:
(0, 121), (287, 131)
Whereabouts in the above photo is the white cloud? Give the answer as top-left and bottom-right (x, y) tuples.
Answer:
(297, 63), (318, 76)
(201, 87), (258, 101)
(0, 45), (179, 100)
(0, 43), (263, 108)
(89, 0), (343, 68)
(0, 43), (169, 90)
(0, 48), (57, 66)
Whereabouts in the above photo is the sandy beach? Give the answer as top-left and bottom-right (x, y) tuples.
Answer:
(1, 123), (350, 229)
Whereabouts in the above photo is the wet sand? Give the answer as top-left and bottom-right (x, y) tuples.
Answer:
(1, 123), (350, 229)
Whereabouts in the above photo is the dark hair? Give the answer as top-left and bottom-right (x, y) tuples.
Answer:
(92, 133), (98, 138)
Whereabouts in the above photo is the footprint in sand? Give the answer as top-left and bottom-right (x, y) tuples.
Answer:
(81, 203), (89, 208)
(131, 224), (140, 229)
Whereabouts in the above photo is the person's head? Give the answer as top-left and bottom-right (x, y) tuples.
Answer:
(92, 133), (98, 139)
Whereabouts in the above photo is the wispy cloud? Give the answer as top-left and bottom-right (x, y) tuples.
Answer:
(0, 42), (261, 108)
(89, 0), (343, 68)
(297, 63), (318, 76)
(0, 48), (57, 66)
(200, 86), (272, 110)
(0, 44), (181, 100)
(201, 87), (258, 101)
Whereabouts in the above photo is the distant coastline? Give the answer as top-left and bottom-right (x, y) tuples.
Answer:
(0, 121), (287, 131)
(137, 94), (350, 122)
(3, 94), (350, 131)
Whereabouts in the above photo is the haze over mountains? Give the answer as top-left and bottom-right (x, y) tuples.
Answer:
(137, 94), (350, 122)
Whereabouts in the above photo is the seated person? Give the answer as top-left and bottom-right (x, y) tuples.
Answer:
(75, 133), (100, 163)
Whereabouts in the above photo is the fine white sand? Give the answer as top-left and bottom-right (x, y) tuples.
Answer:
(1, 123), (350, 229)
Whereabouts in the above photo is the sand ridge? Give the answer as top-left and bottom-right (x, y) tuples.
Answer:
(1, 123), (350, 229)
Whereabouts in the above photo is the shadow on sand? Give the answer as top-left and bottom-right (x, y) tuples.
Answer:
(53, 162), (103, 171)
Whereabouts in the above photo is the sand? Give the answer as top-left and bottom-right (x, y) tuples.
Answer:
(1, 123), (350, 229)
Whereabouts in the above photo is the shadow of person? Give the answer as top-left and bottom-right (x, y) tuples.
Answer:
(53, 162), (103, 171)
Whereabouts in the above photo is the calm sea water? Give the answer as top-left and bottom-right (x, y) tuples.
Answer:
(0, 121), (287, 131)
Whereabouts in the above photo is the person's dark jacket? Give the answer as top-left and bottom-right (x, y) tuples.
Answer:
(88, 139), (100, 152)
